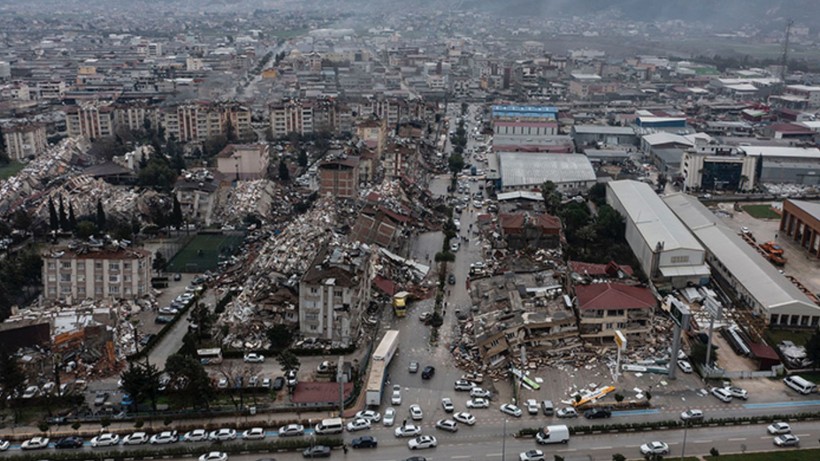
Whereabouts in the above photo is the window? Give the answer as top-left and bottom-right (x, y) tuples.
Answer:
(95, 275), (103, 282)
(47, 262), (56, 270)
(310, 325), (318, 331)
(95, 262), (103, 270)
(109, 262), (120, 271)
(61, 285), (71, 294)
(109, 285), (120, 295)
(77, 274), (85, 283)
(309, 287), (319, 294)
(60, 274), (72, 282)
(109, 274), (119, 283)
(47, 275), (56, 282)
(61, 262), (72, 269)
(305, 313), (319, 321)
(670, 256), (690, 264)
(78, 287), (86, 295)
(334, 289), (343, 297)
(123, 262), (131, 270)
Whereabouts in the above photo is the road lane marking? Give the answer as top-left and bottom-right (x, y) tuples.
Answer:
(592, 446), (613, 450)
(728, 438), (747, 441)
(796, 433), (811, 437)
(744, 400), (820, 409)
(486, 453), (501, 457)
(452, 456), (471, 459)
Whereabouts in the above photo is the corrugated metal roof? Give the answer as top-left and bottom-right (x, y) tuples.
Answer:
(572, 125), (636, 136)
(663, 193), (818, 313)
(498, 152), (595, 188)
(607, 180), (704, 252)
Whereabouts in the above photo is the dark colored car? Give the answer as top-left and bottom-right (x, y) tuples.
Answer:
(404, 457), (428, 461)
(302, 445), (331, 458)
(47, 416), (69, 425)
(584, 407), (612, 419)
(55, 437), (84, 449)
(155, 315), (175, 324)
(272, 377), (285, 391)
(421, 366), (436, 380)
(351, 436), (378, 449)
(447, 274), (456, 285)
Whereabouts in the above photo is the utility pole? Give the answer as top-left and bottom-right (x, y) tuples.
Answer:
(501, 418), (507, 461)
(781, 19), (794, 83)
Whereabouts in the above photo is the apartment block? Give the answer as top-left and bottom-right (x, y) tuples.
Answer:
(42, 246), (152, 301)
(215, 144), (270, 180)
(318, 157), (360, 199)
(2, 122), (48, 161)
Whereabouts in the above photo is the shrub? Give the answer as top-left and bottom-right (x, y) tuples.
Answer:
(710, 447), (720, 457)
(614, 393), (624, 403)
(613, 454), (626, 461)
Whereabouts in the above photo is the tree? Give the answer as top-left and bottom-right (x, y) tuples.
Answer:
(96, 199), (106, 231)
(75, 221), (96, 239)
(709, 447), (720, 457)
(297, 149), (308, 167)
(164, 353), (214, 409)
(58, 195), (67, 230)
(0, 348), (26, 409)
(277, 349), (300, 372)
(153, 251), (167, 274)
(267, 324), (294, 351)
(613, 454), (626, 461)
(38, 421), (50, 434)
(541, 181), (561, 215)
(71, 421), (81, 432)
(806, 327), (820, 365)
(595, 205), (626, 242)
(189, 303), (214, 342)
(48, 197), (58, 231)
(560, 202), (591, 235)
(138, 158), (176, 191)
(225, 118), (237, 143)
(589, 182), (607, 206)
(68, 201), (76, 231)
(448, 153), (465, 176)
(12, 208), (32, 233)
(171, 196), (183, 230)
(120, 363), (161, 413)
(614, 393), (625, 403)
(278, 159), (290, 181)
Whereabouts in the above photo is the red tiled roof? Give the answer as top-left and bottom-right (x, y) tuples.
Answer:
(576, 283), (656, 311)
(373, 275), (397, 295)
(748, 342), (780, 361)
(499, 213), (525, 230)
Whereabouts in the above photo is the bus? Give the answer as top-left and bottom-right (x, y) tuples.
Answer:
(197, 348), (223, 365)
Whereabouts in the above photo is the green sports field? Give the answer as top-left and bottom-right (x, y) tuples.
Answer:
(166, 233), (244, 273)
(742, 204), (781, 220)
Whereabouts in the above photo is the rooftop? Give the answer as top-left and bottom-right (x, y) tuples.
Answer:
(498, 152), (595, 188)
(575, 283), (656, 311)
(738, 146), (820, 159)
(572, 125), (636, 136)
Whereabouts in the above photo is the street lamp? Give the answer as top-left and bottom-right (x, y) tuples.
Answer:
(680, 419), (690, 460)
(501, 418), (507, 461)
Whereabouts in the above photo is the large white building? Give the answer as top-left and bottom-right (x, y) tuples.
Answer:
(606, 180), (710, 287)
(663, 193), (820, 327)
(2, 123), (48, 161)
(492, 152), (596, 194)
(42, 246), (152, 301)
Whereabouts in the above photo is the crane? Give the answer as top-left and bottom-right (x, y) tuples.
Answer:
(780, 19), (794, 83)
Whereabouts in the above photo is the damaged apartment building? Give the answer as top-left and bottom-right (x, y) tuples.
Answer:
(468, 272), (579, 370)
(298, 243), (373, 348)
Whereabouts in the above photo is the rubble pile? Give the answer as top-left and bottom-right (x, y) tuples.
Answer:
(0, 138), (90, 216)
(216, 196), (343, 347)
(32, 175), (145, 224)
(214, 179), (281, 224)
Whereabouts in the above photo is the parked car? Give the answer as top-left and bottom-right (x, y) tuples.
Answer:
(198, 452), (227, 461)
(302, 445), (332, 458)
(774, 434), (800, 447)
(453, 412), (476, 425)
(500, 403), (523, 418)
(91, 433), (120, 448)
(54, 437), (84, 449)
(241, 428), (265, 440)
(346, 418), (371, 432)
(724, 386), (749, 400)
(680, 409), (704, 422)
(526, 399), (539, 415)
(441, 397), (454, 413)
(278, 424), (304, 437)
(677, 360), (693, 373)
(123, 432), (150, 445)
(422, 366), (435, 379)
(208, 429), (237, 442)
(272, 377), (285, 390)
(454, 379), (474, 391)
(583, 407), (612, 419)
(394, 424), (422, 438)
(470, 387), (491, 398)
(408, 435), (438, 450)
(183, 429), (209, 442)
(447, 274), (456, 285)
(22, 385), (39, 399)
(93, 392), (109, 406)
(391, 385), (402, 405)
(410, 404), (424, 420)
(519, 450), (546, 461)
(0, 440), (8, 452)
(355, 410), (381, 423)
(150, 431), (178, 445)
(466, 398), (490, 409)
(768, 422), (791, 435)
(409, 361), (420, 373)
(710, 387), (733, 403)
(435, 419), (458, 433)
(640, 441), (670, 456)
(21, 437), (50, 450)
(383, 407), (396, 426)
(351, 435), (378, 449)
(243, 353), (265, 363)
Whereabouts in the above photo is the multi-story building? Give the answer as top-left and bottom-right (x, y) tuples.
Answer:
(298, 245), (371, 347)
(65, 104), (115, 139)
(270, 99), (315, 137)
(318, 157), (360, 199)
(681, 145), (758, 192)
(574, 283), (656, 343)
(215, 144), (270, 180)
(174, 170), (222, 226)
(1, 122), (48, 161)
(42, 246), (152, 301)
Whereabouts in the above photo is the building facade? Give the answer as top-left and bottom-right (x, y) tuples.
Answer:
(42, 246), (152, 301)
(215, 144), (270, 180)
(2, 123), (48, 160)
(318, 158), (360, 199)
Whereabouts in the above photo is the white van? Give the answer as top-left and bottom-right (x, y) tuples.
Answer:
(314, 418), (344, 435)
(536, 425), (570, 445)
(784, 375), (817, 395)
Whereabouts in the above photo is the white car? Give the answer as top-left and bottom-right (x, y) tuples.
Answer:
(123, 432), (149, 445)
(150, 431), (178, 445)
(241, 427), (265, 440)
(768, 422), (791, 435)
(526, 399), (539, 415)
(198, 452), (228, 461)
(470, 387), (491, 398)
(710, 387), (733, 403)
(183, 429), (208, 442)
(467, 398), (490, 409)
(435, 419), (458, 432)
(355, 410), (381, 423)
(278, 424), (304, 437)
(391, 385), (402, 405)
(22, 386), (39, 399)
(383, 407), (396, 426)
(208, 428), (236, 441)
(394, 424), (422, 438)
(408, 435), (438, 450)
(453, 412), (476, 426)
(346, 418), (371, 432)
(724, 386), (749, 400)
(640, 441), (670, 456)
(21, 437), (49, 450)
(0, 440), (9, 451)
(774, 434), (800, 447)
(519, 449), (546, 461)
(409, 404), (423, 421)
(91, 433), (120, 447)
(556, 407), (578, 418)
(680, 409), (704, 422)
(454, 379), (474, 391)
(441, 397), (454, 413)
(243, 353), (265, 363)
(677, 360), (693, 373)
(500, 403), (523, 418)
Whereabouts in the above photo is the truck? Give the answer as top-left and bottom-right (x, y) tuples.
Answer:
(392, 291), (410, 318)
(365, 330), (400, 406)
(536, 425), (570, 445)
(759, 241), (784, 256)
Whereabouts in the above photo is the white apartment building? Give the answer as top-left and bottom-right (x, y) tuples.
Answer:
(42, 247), (153, 301)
